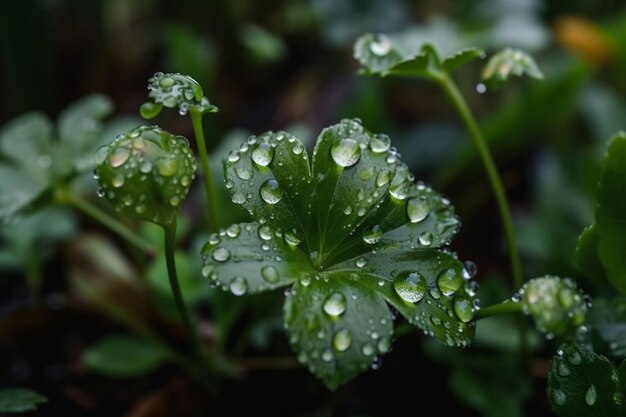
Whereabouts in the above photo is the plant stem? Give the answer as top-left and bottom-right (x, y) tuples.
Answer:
(435, 74), (523, 290)
(474, 301), (523, 320)
(163, 222), (202, 352)
(60, 191), (156, 257)
(190, 110), (220, 230)
(24, 255), (43, 308)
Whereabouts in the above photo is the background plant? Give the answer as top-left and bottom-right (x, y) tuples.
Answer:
(2, 1), (626, 416)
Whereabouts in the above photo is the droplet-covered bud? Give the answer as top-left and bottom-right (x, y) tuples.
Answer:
(94, 125), (196, 226)
(141, 72), (218, 118)
(520, 276), (589, 337)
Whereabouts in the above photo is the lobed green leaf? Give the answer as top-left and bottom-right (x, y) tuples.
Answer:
(0, 388), (47, 413)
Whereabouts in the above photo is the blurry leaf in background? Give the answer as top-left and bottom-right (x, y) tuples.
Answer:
(517, 152), (592, 278)
(164, 25), (216, 93)
(310, 0), (409, 46)
(240, 24), (287, 64)
(482, 48), (544, 89)
(424, 338), (531, 417)
(0, 388), (47, 413)
(588, 296), (626, 359)
(555, 15), (616, 64)
(578, 84), (626, 143)
(83, 335), (167, 378)
(475, 0), (550, 51)
(0, 207), (76, 271)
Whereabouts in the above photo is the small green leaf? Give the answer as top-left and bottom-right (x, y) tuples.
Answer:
(0, 112), (53, 177)
(201, 223), (309, 295)
(204, 119), (474, 388)
(0, 388), (47, 413)
(94, 125), (197, 226)
(575, 225), (610, 288)
(354, 25), (483, 79)
(587, 296), (626, 358)
(83, 335), (167, 378)
(144, 72), (218, 116)
(482, 48), (544, 88)
(577, 132), (626, 294)
(284, 278), (393, 389)
(548, 343), (624, 416)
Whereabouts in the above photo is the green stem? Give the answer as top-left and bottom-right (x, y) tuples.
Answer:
(434, 74), (523, 290)
(24, 254), (43, 308)
(163, 222), (202, 353)
(474, 301), (523, 320)
(60, 191), (156, 258)
(190, 110), (221, 230)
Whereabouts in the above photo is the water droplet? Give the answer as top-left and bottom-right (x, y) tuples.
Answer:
(370, 34), (391, 56)
(437, 269), (463, 296)
(370, 134), (391, 153)
(169, 196), (181, 206)
(359, 166), (375, 180)
(407, 197), (429, 223)
(212, 247), (231, 262)
(362, 227), (383, 244)
(159, 76), (175, 88)
(331, 139), (361, 167)
(229, 276), (248, 296)
(344, 205), (353, 215)
(108, 147), (131, 168)
(261, 265), (279, 283)
(292, 142), (304, 155)
(260, 179), (283, 204)
(356, 257), (368, 268)
(228, 151), (240, 162)
(333, 329), (352, 352)
(284, 232), (301, 247)
(155, 157), (177, 177)
(476, 83), (487, 94)
(323, 292), (347, 317)
(567, 349), (582, 365)
(140, 160), (153, 173)
(112, 175), (125, 188)
(552, 389), (567, 406)
(558, 362), (571, 376)
(453, 298), (474, 323)
(418, 232), (433, 246)
(258, 225), (272, 240)
(463, 260), (478, 279)
(377, 337), (390, 353)
(235, 166), (251, 180)
(322, 349), (333, 362)
(393, 271), (427, 303)
(226, 224), (241, 238)
(376, 169), (391, 187)
(232, 192), (246, 204)
(251, 143), (274, 166)
(585, 384), (597, 406)
(362, 343), (375, 356)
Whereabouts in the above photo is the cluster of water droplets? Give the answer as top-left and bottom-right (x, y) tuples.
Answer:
(143, 72), (218, 117)
(548, 344), (622, 410)
(512, 276), (590, 339)
(200, 223), (302, 295)
(94, 125), (196, 225)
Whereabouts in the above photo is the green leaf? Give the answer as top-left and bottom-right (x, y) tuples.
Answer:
(354, 23), (483, 78)
(482, 48), (544, 88)
(203, 119), (475, 388)
(284, 278), (393, 389)
(576, 225), (610, 287)
(201, 222), (310, 295)
(83, 335), (167, 378)
(548, 343), (624, 416)
(0, 388), (47, 413)
(587, 296), (626, 358)
(58, 94), (114, 172)
(577, 132), (626, 294)
(0, 165), (48, 220)
(0, 112), (53, 177)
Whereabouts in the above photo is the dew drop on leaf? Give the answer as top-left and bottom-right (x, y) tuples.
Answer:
(284, 231), (301, 247)
(370, 134), (391, 153)
(229, 276), (248, 296)
(112, 175), (125, 188)
(585, 384), (597, 406)
(261, 265), (279, 283)
(155, 157), (177, 177)
(333, 329), (352, 352)
(251, 142), (274, 166)
(552, 389), (567, 406)
(437, 268), (463, 296)
(407, 197), (429, 223)
(235, 166), (252, 180)
(323, 292), (347, 317)
(331, 139), (361, 167)
(393, 271), (427, 303)
(453, 298), (474, 323)
(226, 224), (241, 238)
(362, 343), (375, 356)
(258, 225), (272, 240)
(260, 179), (283, 204)
(109, 147), (131, 168)
(369, 34), (391, 56)
(362, 227), (382, 244)
(212, 247), (231, 262)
